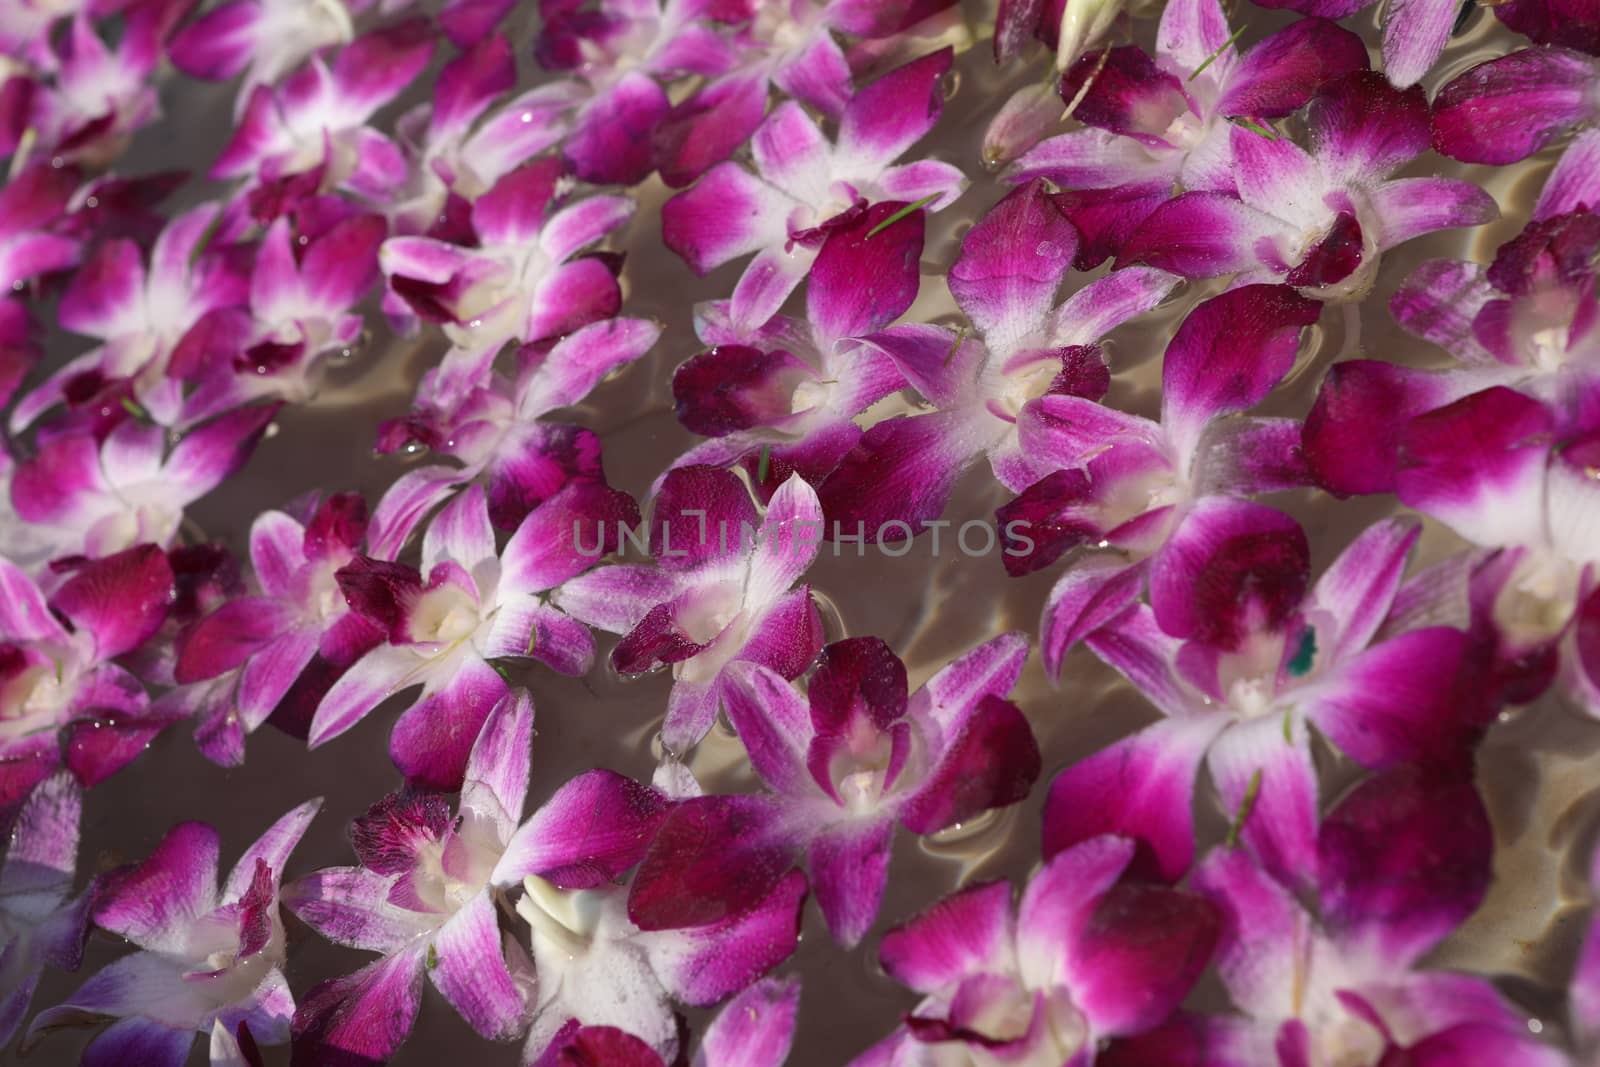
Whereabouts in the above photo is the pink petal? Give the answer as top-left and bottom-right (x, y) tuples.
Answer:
(644, 869), (806, 1006)
(693, 977), (801, 1067)
(430, 891), (531, 1039)
(655, 73), (770, 188)
(307, 643), (420, 748)
(949, 180), (1076, 351)
(1218, 17), (1370, 117)
(1191, 845), (1311, 1021)
(333, 18), (436, 116)
(291, 945), (426, 1065)
(57, 239), (144, 339)
(421, 484), (495, 572)
(492, 769), (667, 888)
(1156, 0), (1234, 72)
(1042, 716), (1222, 882)
(222, 798), (321, 903)
(879, 879), (1015, 993)
(1316, 764), (1492, 968)
(1303, 360), (1467, 497)
(1205, 716), (1319, 886)
(898, 696), (1040, 835)
(816, 411), (979, 543)
(387, 656), (509, 790)
(807, 817), (895, 947)
(1381, 0), (1457, 87)
(0, 559), (67, 643)
(1117, 191), (1284, 278)
(836, 47), (951, 169)
(1086, 606), (1203, 718)
(431, 34), (516, 141)
(1040, 557), (1150, 678)
(1368, 177), (1499, 250)
(460, 690), (532, 840)
(1307, 70), (1429, 182)
(284, 866), (433, 952)
(721, 664), (814, 798)
(565, 72), (670, 185)
(626, 795), (796, 930)
(1309, 518), (1419, 662)
(1432, 48), (1600, 164)
(1049, 265), (1180, 347)
(1062, 45), (1189, 141)
(806, 201), (926, 342)
(94, 822), (219, 952)
(662, 163), (792, 276)
(1535, 128), (1600, 220)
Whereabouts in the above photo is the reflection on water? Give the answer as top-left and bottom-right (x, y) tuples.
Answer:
(23, 3), (1599, 1063)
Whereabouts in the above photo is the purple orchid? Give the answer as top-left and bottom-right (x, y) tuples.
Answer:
(387, 35), (570, 237)
(1385, 385), (1600, 718)
(1250, 0), (1471, 88)
(0, 545), (174, 803)
(26, 9), (167, 167)
(994, 0), (1127, 72)
(0, 162), (80, 304)
(380, 155), (631, 350)
(532, 0), (741, 186)
(377, 315), (659, 531)
(1113, 767), (1564, 1067)
(553, 466), (825, 753)
(0, 773), (94, 1046)
(158, 492), (389, 765)
(1306, 130), (1600, 497)
(532, 975), (800, 1067)
(514, 863), (805, 1062)
(651, 0), (960, 186)
(1432, 46), (1600, 166)
(7, 403), (276, 566)
(12, 201), (248, 431)
(1119, 71), (1497, 300)
(1044, 515), (1478, 887)
(25, 798), (321, 1066)
(626, 632), (1039, 947)
(816, 181), (1178, 540)
(309, 480), (634, 788)
(854, 835), (1219, 1065)
(177, 212), (386, 425)
(211, 20), (435, 218)
(169, 0), (359, 105)
(1007, 0), (1368, 264)
(662, 199), (920, 502)
(993, 282), (1319, 677)
(662, 47), (964, 332)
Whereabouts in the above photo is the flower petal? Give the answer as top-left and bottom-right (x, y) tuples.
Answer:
(430, 891), (532, 1039)
(492, 769), (668, 888)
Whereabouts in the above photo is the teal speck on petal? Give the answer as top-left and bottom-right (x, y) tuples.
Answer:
(1287, 628), (1317, 678)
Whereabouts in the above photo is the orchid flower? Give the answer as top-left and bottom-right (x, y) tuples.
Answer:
(380, 155), (631, 350)
(1119, 71), (1497, 302)
(662, 47), (965, 332)
(817, 182), (1179, 542)
(532, 976), (800, 1067)
(625, 632), (1039, 947)
(288, 692), (662, 1060)
(12, 201), (248, 430)
(853, 835), (1219, 1066)
(0, 162), (79, 302)
(378, 315), (660, 530)
(533, 0), (740, 185)
(553, 467), (826, 753)
(1491, 0), (1600, 53)
(7, 403), (277, 566)
(1044, 515), (1479, 888)
(661, 201), (920, 502)
(0, 773), (94, 1046)
(168, 0), (358, 109)
(25, 799), (321, 1067)
(177, 212), (386, 425)
(1306, 130), (1600, 497)
(28, 12), (163, 167)
(1433, 46), (1600, 165)
(1384, 385), (1600, 718)
(1251, 0), (1472, 87)
(156, 492), (389, 765)
(1112, 767), (1565, 1067)
(211, 20), (435, 218)
(387, 35), (571, 238)
(0, 546), (174, 802)
(651, 0), (959, 186)
(308, 480), (634, 788)
(1008, 0), (1368, 265)
(515, 864), (806, 1062)
(993, 283), (1320, 677)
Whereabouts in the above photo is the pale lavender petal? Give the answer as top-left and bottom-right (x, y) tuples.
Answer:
(460, 689), (532, 840)
(429, 890), (532, 1039)
(692, 977), (801, 1067)
(1206, 715), (1319, 886)
(222, 797), (322, 903)
(284, 867), (436, 952)
(721, 661), (813, 798)
(1368, 177), (1499, 250)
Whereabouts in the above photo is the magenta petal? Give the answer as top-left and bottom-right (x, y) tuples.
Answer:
(388, 658), (509, 791)
(50, 544), (174, 659)
(1040, 557), (1150, 679)
(1218, 18), (1369, 117)
(493, 768), (667, 888)
(1308, 70), (1430, 181)
(722, 662), (813, 797)
(1381, 0), (1458, 87)
(809, 635), (908, 735)
(1042, 717), (1221, 882)
(817, 412), (976, 542)
(880, 879), (1014, 993)
(1062, 45), (1189, 140)
(57, 238), (143, 339)
(949, 180), (1076, 349)
(534, 1024), (665, 1067)
(174, 598), (290, 684)
(1303, 360), (1461, 497)
(645, 869), (806, 1006)
(461, 689), (532, 838)
(1317, 764), (1492, 967)
(1117, 192), (1282, 278)
(1160, 284), (1320, 459)
(430, 891), (530, 1039)
(1150, 500), (1309, 649)
(651, 465), (759, 570)
(291, 945), (426, 1067)
(806, 201), (926, 342)
(836, 47), (951, 167)
(672, 345), (814, 437)
(899, 696), (1040, 835)
(94, 821), (218, 949)
(807, 817), (894, 947)
(1403, 1023), (1570, 1067)
(654, 74), (769, 188)
(627, 795), (797, 931)
(697, 977), (801, 1067)
(1432, 48), (1600, 165)
(1190, 845), (1309, 1021)
(566, 73), (671, 185)
(500, 480), (639, 595)
(1205, 717), (1319, 887)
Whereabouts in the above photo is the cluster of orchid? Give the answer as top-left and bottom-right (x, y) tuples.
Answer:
(0, 0), (1598, 1060)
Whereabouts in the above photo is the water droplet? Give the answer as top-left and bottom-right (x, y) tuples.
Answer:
(402, 440), (427, 457)
(297, 234), (309, 246)
(10, 280), (22, 291)
(1035, 240), (1058, 258)
(84, 196), (99, 208)
(50, 156), (64, 168)
(1528, 1019), (1544, 1035)
(940, 69), (961, 101)
(263, 422), (280, 438)
(520, 111), (534, 124)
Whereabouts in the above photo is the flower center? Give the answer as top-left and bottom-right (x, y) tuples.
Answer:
(517, 874), (605, 959)
(1493, 550), (1580, 647)
(409, 583), (481, 644)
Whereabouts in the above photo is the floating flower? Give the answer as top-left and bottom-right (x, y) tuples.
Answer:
(554, 467), (825, 753)
(1432, 46), (1600, 165)
(854, 835), (1219, 1066)
(26, 799), (322, 1066)
(626, 632), (1038, 946)
(1119, 71), (1497, 301)
(662, 47), (965, 332)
